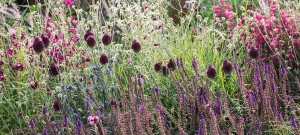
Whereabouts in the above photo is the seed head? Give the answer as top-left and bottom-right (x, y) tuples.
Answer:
(52, 98), (61, 111)
(167, 59), (176, 71)
(222, 59), (233, 74)
(154, 61), (162, 71)
(102, 33), (112, 45)
(131, 40), (141, 52)
(248, 46), (259, 59)
(32, 36), (45, 53)
(99, 53), (109, 65)
(206, 65), (217, 79)
(49, 62), (60, 76)
(86, 35), (96, 48)
(41, 34), (50, 48)
(162, 66), (168, 75)
(84, 29), (94, 41)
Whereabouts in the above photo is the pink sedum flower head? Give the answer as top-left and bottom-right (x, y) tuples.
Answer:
(64, 0), (74, 6)
(88, 115), (99, 125)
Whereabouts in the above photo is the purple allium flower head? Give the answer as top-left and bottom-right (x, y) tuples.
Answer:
(206, 65), (217, 79)
(41, 34), (50, 48)
(222, 59), (233, 74)
(42, 107), (47, 115)
(52, 98), (61, 111)
(162, 66), (168, 75)
(99, 53), (109, 65)
(131, 40), (141, 52)
(86, 35), (96, 48)
(248, 46), (259, 59)
(167, 59), (176, 71)
(32, 36), (45, 53)
(49, 62), (60, 76)
(102, 33), (112, 45)
(154, 61), (162, 71)
(110, 100), (117, 106)
(84, 29), (94, 41)
(29, 119), (35, 128)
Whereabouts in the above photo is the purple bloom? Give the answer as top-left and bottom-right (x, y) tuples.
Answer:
(84, 29), (94, 41)
(152, 87), (159, 93)
(42, 129), (48, 135)
(86, 35), (96, 48)
(99, 53), (109, 65)
(248, 46), (259, 59)
(49, 62), (60, 76)
(181, 91), (186, 103)
(102, 33), (112, 45)
(42, 107), (47, 115)
(154, 61), (162, 72)
(64, 115), (69, 125)
(41, 34), (50, 48)
(76, 120), (82, 133)
(192, 58), (197, 68)
(206, 65), (217, 79)
(32, 36), (45, 53)
(222, 59), (233, 74)
(167, 59), (176, 71)
(162, 66), (168, 75)
(131, 40), (142, 52)
(29, 119), (35, 128)
(52, 98), (61, 111)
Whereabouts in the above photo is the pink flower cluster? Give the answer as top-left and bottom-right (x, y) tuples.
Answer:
(242, 1), (299, 64)
(213, 1), (233, 19)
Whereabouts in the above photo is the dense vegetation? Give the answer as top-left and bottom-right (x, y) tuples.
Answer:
(0, 0), (299, 134)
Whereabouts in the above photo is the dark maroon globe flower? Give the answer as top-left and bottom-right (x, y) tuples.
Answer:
(206, 65), (217, 79)
(248, 46), (259, 59)
(86, 35), (96, 48)
(154, 62), (162, 72)
(41, 34), (50, 48)
(162, 66), (168, 76)
(222, 59), (233, 74)
(49, 62), (60, 76)
(167, 59), (176, 71)
(102, 33), (112, 46)
(99, 53), (109, 65)
(131, 40), (141, 52)
(84, 29), (94, 41)
(32, 36), (45, 53)
(52, 98), (61, 111)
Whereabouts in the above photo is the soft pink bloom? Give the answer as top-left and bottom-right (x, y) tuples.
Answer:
(64, 0), (74, 7)
(127, 58), (131, 64)
(88, 115), (99, 125)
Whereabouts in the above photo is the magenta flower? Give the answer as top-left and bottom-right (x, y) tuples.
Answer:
(64, 0), (74, 6)
(88, 115), (99, 125)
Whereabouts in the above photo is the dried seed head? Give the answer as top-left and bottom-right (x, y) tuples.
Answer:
(52, 98), (61, 111)
(86, 35), (96, 48)
(154, 61), (162, 71)
(162, 66), (168, 75)
(131, 40), (141, 52)
(32, 36), (45, 53)
(248, 46), (259, 59)
(41, 34), (50, 48)
(49, 62), (60, 76)
(167, 59), (176, 71)
(206, 65), (217, 79)
(99, 53), (109, 65)
(84, 29), (94, 41)
(102, 33), (112, 45)
(222, 59), (233, 74)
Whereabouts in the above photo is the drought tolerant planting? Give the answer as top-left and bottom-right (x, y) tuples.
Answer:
(0, 0), (299, 134)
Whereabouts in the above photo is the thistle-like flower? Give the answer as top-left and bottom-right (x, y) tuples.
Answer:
(222, 59), (233, 74)
(206, 65), (217, 79)
(41, 34), (50, 48)
(86, 35), (96, 48)
(32, 36), (45, 53)
(248, 46), (259, 59)
(49, 62), (60, 76)
(167, 59), (176, 71)
(99, 53), (109, 65)
(131, 40), (141, 52)
(52, 98), (61, 111)
(102, 33), (112, 45)
(154, 61), (162, 71)
(162, 66), (168, 75)
(84, 29), (94, 41)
